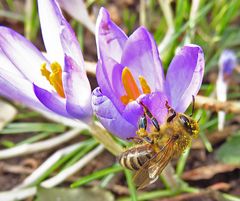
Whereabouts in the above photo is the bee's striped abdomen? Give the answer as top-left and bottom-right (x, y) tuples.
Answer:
(119, 145), (154, 171)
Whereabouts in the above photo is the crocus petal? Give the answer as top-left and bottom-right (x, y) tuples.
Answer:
(121, 27), (165, 92)
(92, 87), (136, 139)
(122, 100), (144, 128)
(57, 0), (95, 34)
(0, 49), (24, 77)
(165, 44), (204, 112)
(0, 27), (50, 88)
(140, 92), (169, 124)
(96, 7), (127, 62)
(38, 0), (82, 66)
(219, 49), (237, 76)
(0, 70), (47, 111)
(63, 55), (92, 120)
(60, 25), (84, 70)
(121, 92), (168, 128)
(33, 84), (71, 118)
(96, 59), (125, 112)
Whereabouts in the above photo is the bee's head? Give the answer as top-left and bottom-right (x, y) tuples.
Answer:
(178, 114), (199, 138)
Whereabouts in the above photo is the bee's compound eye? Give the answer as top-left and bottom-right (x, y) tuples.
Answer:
(179, 115), (190, 128)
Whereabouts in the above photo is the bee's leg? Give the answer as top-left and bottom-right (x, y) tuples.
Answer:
(126, 136), (144, 144)
(135, 113), (153, 144)
(165, 101), (176, 122)
(136, 114), (148, 138)
(140, 102), (160, 132)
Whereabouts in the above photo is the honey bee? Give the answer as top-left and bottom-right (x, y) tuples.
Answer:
(118, 100), (199, 189)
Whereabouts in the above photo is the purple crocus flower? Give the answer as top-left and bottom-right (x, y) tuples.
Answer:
(0, 0), (92, 121)
(216, 50), (237, 130)
(92, 8), (205, 139)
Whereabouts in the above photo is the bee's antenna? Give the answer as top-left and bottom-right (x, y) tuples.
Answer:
(190, 95), (195, 117)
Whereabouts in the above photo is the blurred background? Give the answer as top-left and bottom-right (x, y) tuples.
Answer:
(0, 0), (240, 201)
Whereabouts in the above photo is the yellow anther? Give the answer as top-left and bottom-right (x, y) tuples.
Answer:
(40, 62), (65, 98)
(121, 67), (140, 105)
(139, 76), (151, 94)
(41, 63), (51, 80)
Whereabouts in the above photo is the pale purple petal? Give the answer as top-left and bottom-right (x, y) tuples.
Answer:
(165, 44), (204, 112)
(0, 70), (47, 111)
(121, 92), (168, 128)
(140, 92), (169, 124)
(57, 0), (95, 33)
(0, 26), (50, 88)
(122, 100), (144, 128)
(121, 27), (165, 93)
(59, 19), (84, 69)
(96, 59), (125, 112)
(0, 48), (24, 77)
(63, 55), (92, 120)
(92, 87), (136, 139)
(33, 84), (71, 118)
(38, 0), (82, 66)
(96, 7), (127, 62)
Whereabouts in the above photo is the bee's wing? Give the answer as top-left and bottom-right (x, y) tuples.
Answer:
(133, 138), (175, 190)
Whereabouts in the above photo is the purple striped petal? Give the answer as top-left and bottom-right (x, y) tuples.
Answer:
(92, 87), (136, 139)
(165, 44), (204, 112)
(60, 25), (84, 70)
(33, 84), (71, 118)
(63, 55), (92, 120)
(121, 27), (165, 93)
(38, 0), (82, 67)
(0, 26), (50, 88)
(96, 7), (127, 62)
(0, 49), (24, 77)
(0, 70), (47, 111)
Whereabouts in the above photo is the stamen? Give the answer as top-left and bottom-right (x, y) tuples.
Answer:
(41, 63), (51, 80)
(40, 62), (65, 98)
(49, 62), (65, 98)
(139, 76), (151, 94)
(121, 67), (140, 101)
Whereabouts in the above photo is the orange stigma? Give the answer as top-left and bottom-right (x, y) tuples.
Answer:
(120, 67), (151, 105)
(41, 62), (65, 98)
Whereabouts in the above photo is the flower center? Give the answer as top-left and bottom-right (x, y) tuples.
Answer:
(41, 62), (65, 98)
(120, 67), (151, 105)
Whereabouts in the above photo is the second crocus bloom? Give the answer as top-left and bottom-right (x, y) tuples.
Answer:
(92, 8), (205, 139)
(0, 0), (92, 121)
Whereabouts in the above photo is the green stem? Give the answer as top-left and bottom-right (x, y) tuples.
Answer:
(89, 121), (123, 156)
(176, 147), (190, 176)
(124, 169), (138, 201)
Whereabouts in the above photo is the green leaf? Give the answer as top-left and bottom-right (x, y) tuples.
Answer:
(0, 123), (66, 134)
(124, 169), (138, 201)
(0, 140), (15, 148)
(36, 187), (114, 201)
(216, 132), (240, 165)
(71, 165), (123, 188)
